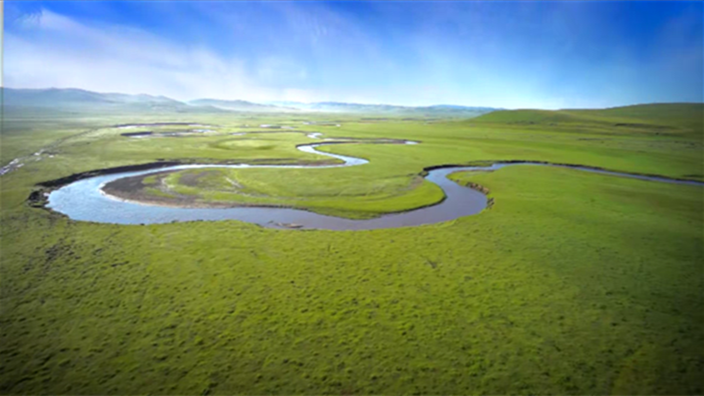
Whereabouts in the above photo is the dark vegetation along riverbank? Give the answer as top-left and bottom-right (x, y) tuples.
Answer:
(1, 104), (702, 394)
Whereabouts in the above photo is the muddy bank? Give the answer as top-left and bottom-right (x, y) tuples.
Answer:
(97, 139), (397, 208)
(28, 161), (185, 208)
(35, 155), (344, 192)
(101, 171), (236, 209)
(101, 168), (430, 213)
(37, 161), (184, 189)
(101, 170), (323, 211)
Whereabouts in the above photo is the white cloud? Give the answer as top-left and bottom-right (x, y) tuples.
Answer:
(3, 8), (318, 102)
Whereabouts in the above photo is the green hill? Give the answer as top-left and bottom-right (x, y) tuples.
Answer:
(569, 103), (704, 131)
(473, 103), (703, 136)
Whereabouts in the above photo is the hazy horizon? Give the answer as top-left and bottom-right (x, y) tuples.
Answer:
(4, 1), (703, 110)
(5, 86), (704, 112)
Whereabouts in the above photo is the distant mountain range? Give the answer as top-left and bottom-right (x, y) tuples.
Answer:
(187, 98), (499, 116)
(2, 87), (499, 117)
(265, 101), (497, 116)
(187, 98), (297, 113)
(2, 88), (226, 114)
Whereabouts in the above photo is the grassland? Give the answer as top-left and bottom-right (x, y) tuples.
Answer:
(1, 104), (702, 394)
(100, 104), (703, 219)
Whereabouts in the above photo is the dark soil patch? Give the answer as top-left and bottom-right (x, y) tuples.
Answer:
(179, 170), (220, 187)
(121, 131), (153, 137)
(114, 123), (213, 128)
(102, 171), (200, 207)
(614, 123), (674, 129)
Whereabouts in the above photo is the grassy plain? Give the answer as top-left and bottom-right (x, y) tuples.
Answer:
(0, 104), (702, 394)
(105, 105), (703, 218)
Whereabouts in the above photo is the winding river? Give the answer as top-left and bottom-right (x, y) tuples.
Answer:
(46, 133), (703, 230)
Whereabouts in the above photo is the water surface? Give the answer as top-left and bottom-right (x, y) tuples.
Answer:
(47, 136), (703, 230)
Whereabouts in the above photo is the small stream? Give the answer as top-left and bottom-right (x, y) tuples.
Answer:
(46, 134), (703, 230)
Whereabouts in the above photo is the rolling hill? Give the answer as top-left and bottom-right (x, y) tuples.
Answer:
(472, 103), (704, 135)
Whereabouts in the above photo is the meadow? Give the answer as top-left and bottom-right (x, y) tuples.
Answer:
(0, 104), (702, 394)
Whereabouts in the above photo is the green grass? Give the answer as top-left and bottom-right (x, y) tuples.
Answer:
(117, 104), (703, 218)
(473, 103), (703, 136)
(1, 104), (702, 394)
(160, 166), (443, 218)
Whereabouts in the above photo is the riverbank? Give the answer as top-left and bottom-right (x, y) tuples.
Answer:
(39, 136), (702, 229)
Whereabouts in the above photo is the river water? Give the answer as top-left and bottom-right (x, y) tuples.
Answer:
(47, 135), (703, 230)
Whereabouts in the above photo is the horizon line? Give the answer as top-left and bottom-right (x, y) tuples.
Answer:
(3, 85), (703, 112)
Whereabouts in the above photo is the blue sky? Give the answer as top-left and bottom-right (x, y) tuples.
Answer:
(4, 1), (703, 109)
